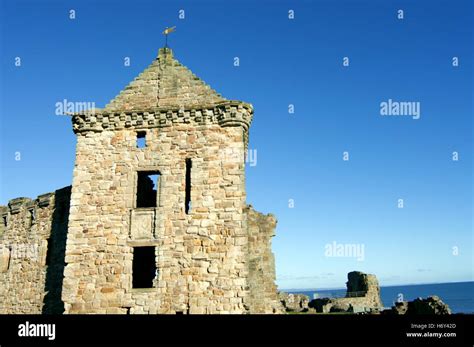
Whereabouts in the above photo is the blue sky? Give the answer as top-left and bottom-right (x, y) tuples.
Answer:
(0, 0), (472, 289)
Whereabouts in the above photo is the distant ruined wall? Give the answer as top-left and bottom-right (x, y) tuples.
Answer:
(309, 271), (383, 313)
(345, 271), (382, 309)
(245, 206), (283, 313)
(0, 187), (70, 313)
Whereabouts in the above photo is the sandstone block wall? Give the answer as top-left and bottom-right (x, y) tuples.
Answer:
(245, 206), (283, 313)
(62, 123), (252, 314)
(0, 187), (70, 313)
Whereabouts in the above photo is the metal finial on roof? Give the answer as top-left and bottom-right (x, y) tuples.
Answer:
(162, 26), (176, 48)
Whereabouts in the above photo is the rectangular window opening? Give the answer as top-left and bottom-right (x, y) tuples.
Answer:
(136, 171), (160, 208)
(2, 215), (7, 227)
(185, 159), (192, 214)
(136, 131), (146, 148)
(132, 246), (156, 289)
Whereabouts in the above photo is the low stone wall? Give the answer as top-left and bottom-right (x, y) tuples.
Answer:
(278, 292), (309, 312)
(310, 296), (378, 313)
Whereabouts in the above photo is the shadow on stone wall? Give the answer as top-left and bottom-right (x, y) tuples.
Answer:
(42, 186), (71, 314)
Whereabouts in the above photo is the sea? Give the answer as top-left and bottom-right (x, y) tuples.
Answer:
(288, 281), (474, 314)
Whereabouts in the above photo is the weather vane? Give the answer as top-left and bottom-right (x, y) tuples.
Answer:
(162, 26), (176, 48)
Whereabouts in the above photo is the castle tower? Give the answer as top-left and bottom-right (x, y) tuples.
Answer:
(62, 47), (282, 314)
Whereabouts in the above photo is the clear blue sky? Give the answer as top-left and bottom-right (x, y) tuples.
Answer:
(0, 0), (472, 289)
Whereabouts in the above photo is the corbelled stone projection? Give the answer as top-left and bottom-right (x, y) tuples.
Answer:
(0, 47), (282, 314)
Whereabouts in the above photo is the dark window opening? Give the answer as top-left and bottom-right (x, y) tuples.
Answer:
(132, 246), (156, 288)
(29, 209), (36, 223)
(6, 247), (11, 271)
(185, 159), (192, 214)
(136, 131), (146, 148)
(45, 237), (52, 266)
(136, 171), (160, 208)
(2, 216), (7, 227)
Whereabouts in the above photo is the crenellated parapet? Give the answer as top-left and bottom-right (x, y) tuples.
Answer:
(71, 101), (253, 134)
(0, 189), (67, 240)
(8, 197), (35, 214)
(3, 193), (54, 213)
(1, 194), (53, 228)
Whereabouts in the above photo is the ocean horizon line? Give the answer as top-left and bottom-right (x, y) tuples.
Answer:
(282, 279), (474, 292)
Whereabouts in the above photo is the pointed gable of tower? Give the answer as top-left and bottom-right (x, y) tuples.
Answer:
(104, 48), (226, 112)
(71, 48), (253, 145)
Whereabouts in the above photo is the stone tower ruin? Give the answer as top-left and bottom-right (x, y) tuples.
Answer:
(0, 47), (282, 314)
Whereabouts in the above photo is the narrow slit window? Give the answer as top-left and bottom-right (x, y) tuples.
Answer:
(185, 159), (192, 214)
(2, 216), (7, 227)
(45, 237), (52, 266)
(132, 246), (156, 288)
(2, 247), (11, 272)
(29, 209), (36, 223)
(136, 131), (146, 148)
(136, 171), (160, 208)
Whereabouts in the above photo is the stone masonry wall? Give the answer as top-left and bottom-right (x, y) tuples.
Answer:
(0, 47), (282, 315)
(62, 124), (251, 314)
(309, 271), (383, 313)
(245, 206), (283, 313)
(0, 187), (70, 313)
(345, 271), (383, 310)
